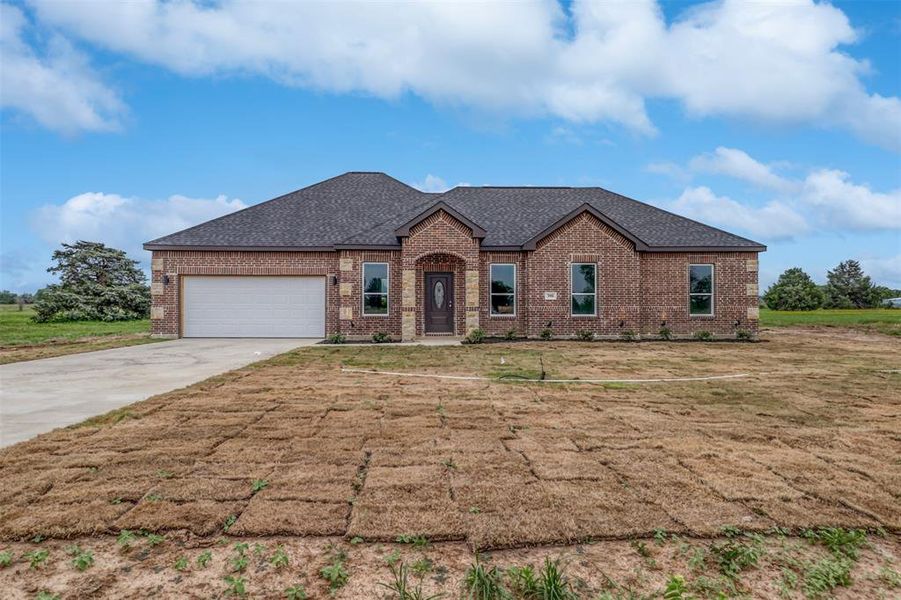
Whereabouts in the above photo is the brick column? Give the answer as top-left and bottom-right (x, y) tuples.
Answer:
(465, 268), (480, 333)
(746, 257), (760, 327)
(402, 269), (416, 340)
(339, 256), (354, 322)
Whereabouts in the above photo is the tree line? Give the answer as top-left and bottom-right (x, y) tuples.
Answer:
(763, 260), (899, 311)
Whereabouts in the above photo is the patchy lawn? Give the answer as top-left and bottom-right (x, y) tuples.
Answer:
(0, 305), (157, 365)
(760, 307), (901, 336)
(0, 328), (898, 597)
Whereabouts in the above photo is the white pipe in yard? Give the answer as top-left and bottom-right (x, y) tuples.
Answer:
(339, 367), (754, 384)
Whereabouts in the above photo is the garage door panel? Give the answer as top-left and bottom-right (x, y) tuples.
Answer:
(183, 276), (325, 338)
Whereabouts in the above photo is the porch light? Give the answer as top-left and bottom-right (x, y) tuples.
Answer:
(330, 275), (338, 285)
(162, 275), (170, 285)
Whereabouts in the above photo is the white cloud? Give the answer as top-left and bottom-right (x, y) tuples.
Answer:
(0, 3), (124, 134)
(860, 254), (901, 289)
(411, 174), (472, 193)
(800, 169), (901, 231)
(31, 192), (246, 259)
(689, 147), (796, 192)
(412, 175), (450, 193)
(645, 161), (690, 182)
(671, 186), (808, 240)
(21, 0), (901, 148)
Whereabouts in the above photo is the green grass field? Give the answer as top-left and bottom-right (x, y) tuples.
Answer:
(760, 307), (901, 336)
(0, 304), (151, 346)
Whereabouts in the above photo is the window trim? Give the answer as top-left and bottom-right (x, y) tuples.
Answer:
(570, 262), (598, 317)
(688, 263), (715, 317)
(361, 262), (390, 317)
(489, 263), (517, 317)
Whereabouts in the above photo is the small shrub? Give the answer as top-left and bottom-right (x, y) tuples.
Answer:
(145, 533), (165, 547)
(378, 561), (443, 600)
(270, 545), (289, 569)
(285, 584), (309, 600)
(803, 556), (853, 599)
(878, 564), (900, 588)
(224, 574), (248, 597)
(68, 545), (94, 572)
(320, 561), (349, 592)
(251, 479), (268, 494)
(536, 558), (577, 599)
(36, 592), (60, 600)
(174, 556), (189, 572)
(735, 329), (753, 341)
(222, 514), (237, 533)
(803, 527), (867, 560)
(197, 550), (213, 569)
(385, 549), (402, 566)
(620, 329), (637, 341)
(693, 330), (713, 341)
(658, 327), (673, 340)
(504, 329), (517, 341)
(539, 328), (553, 340)
(463, 558), (505, 599)
(711, 537), (761, 578)
(663, 575), (687, 600)
(116, 530), (136, 550)
(327, 332), (346, 344)
(576, 330), (594, 341)
(465, 328), (486, 344)
(27, 549), (49, 569)
(0, 550), (11, 568)
(506, 565), (537, 597)
(372, 331), (391, 343)
(320, 547), (349, 592)
(396, 534), (430, 549)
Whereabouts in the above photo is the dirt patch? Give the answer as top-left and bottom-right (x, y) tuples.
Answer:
(1, 533), (897, 599)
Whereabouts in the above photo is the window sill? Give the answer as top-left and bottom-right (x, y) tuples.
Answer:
(489, 314), (517, 318)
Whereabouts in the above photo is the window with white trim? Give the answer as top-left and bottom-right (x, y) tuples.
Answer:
(689, 264), (714, 316)
(571, 263), (596, 316)
(489, 264), (516, 316)
(362, 262), (389, 315)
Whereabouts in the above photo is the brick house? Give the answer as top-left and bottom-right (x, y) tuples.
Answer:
(144, 172), (764, 340)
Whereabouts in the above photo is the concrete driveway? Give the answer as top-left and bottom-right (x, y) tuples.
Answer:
(0, 338), (316, 447)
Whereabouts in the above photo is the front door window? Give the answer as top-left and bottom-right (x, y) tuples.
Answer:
(434, 281), (445, 309)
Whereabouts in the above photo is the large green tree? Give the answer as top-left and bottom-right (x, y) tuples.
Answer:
(763, 268), (824, 311)
(32, 241), (150, 322)
(0, 290), (16, 304)
(823, 260), (877, 308)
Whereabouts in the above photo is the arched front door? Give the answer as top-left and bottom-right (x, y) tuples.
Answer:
(425, 272), (454, 333)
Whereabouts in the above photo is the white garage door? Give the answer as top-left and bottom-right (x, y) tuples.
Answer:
(183, 276), (325, 338)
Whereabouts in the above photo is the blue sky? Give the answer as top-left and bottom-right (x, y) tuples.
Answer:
(2, 0), (899, 293)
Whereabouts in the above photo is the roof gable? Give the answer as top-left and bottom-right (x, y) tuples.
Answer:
(394, 201), (486, 240)
(521, 203), (647, 251)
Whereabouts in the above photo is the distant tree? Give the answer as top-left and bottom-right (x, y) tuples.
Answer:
(32, 241), (150, 322)
(763, 268), (824, 311)
(823, 260), (877, 308)
(17, 293), (34, 304)
(0, 290), (16, 304)
(33, 287), (47, 302)
(870, 285), (900, 305)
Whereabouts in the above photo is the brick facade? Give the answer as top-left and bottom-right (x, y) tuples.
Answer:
(150, 210), (759, 339)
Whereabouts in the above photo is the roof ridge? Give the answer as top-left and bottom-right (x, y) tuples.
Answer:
(145, 172), (423, 246)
